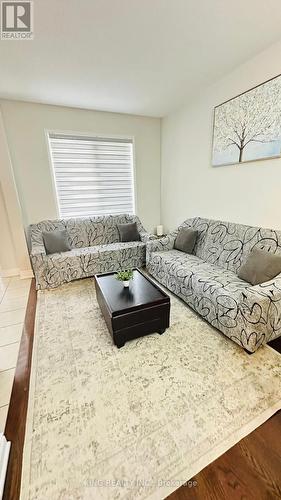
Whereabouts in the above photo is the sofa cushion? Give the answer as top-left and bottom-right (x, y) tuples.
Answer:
(238, 248), (281, 285)
(117, 222), (140, 242)
(174, 228), (197, 254)
(150, 250), (247, 301)
(42, 229), (71, 254)
(148, 249), (249, 332)
(42, 241), (146, 288)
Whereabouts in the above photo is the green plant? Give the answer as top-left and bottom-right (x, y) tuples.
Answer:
(115, 270), (134, 282)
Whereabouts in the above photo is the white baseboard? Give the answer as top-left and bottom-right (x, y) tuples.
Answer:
(0, 433), (11, 499)
(20, 269), (34, 280)
(0, 268), (19, 278)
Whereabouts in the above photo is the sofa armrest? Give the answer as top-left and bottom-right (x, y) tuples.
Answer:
(146, 232), (177, 264)
(30, 243), (46, 258)
(30, 243), (46, 269)
(239, 273), (281, 341)
(139, 231), (157, 244)
(29, 244), (46, 290)
(147, 233), (177, 252)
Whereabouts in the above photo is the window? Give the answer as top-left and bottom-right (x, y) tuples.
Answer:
(48, 133), (135, 218)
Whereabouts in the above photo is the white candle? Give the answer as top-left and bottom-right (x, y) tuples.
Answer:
(156, 225), (163, 236)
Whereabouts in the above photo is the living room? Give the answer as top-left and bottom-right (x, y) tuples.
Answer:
(0, 1), (281, 499)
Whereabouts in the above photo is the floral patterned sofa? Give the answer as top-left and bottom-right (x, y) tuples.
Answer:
(30, 214), (154, 290)
(146, 217), (281, 352)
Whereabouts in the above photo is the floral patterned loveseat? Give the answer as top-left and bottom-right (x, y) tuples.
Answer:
(30, 214), (154, 290)
(146, 217), (281, 352)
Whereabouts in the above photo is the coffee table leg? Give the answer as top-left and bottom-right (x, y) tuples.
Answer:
(158, 328), (166, 335)
(116, 340), (125, 348)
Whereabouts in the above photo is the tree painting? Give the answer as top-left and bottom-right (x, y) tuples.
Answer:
(212, 74), (281, 166)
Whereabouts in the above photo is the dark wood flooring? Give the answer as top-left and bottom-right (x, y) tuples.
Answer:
(3, 279), (36, 500)
(3, 279), (281, 500)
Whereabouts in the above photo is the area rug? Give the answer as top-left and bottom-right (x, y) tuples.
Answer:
(21, 277), (281, 500)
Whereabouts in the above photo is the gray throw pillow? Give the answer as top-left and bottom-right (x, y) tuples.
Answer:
(238, 248), (281, 285)
(117, 222), (140, 242)
(42, 229), (71, 255)
(174, 228), (198, 254)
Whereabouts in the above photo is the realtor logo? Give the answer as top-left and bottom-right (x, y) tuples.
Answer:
(1, 1), (33, 39)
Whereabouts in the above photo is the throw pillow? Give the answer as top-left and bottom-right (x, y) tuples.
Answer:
(42, 229), (71, 255)
(174, 228), (198, 254)
(238, 248), (281, 285)
(117, 222), (140, 242)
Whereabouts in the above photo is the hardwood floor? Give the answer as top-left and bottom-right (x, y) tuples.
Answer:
(3, 279), (36, 500)
(3, 280), (281, 499)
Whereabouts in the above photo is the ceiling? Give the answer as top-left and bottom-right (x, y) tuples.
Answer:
(1, 0), (281, 117)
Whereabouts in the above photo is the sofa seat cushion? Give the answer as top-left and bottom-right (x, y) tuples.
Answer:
(42, 241), (146, 288)
(149, 249), (248, 303)
(70, 241), (145, 255)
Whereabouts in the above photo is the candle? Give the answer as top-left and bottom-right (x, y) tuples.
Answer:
(156, 225), (163, 236)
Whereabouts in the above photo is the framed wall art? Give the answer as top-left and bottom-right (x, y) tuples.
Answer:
(212, 74), (281, 166)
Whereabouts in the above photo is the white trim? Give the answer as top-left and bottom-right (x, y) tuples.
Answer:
(20, 269), (34, 279)
(0, 268), (19, 277)
(45, 130), (61, 218)
(131, 136), (137, 216)
(0, 434), (11, 500)
(44, 129), (137, 218)
(45, 128), (135, 142)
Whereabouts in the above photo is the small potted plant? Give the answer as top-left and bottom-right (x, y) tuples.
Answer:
(116, 269), (134, 288)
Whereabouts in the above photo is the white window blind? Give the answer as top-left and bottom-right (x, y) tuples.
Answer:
(48, 133), (135, 218)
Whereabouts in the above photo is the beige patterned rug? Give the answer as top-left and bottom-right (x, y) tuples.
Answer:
(21, 277), (281, 500)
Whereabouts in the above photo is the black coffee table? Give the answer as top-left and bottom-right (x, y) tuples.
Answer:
(94, 269), (170, 348)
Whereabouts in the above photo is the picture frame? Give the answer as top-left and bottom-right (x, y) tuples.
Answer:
(212, 74), (281, 166)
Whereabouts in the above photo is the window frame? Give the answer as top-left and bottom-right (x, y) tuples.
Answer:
(45, 129), (137, 219)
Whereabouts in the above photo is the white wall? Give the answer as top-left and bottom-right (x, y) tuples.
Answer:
(161, 40), (281, 232)
(0, 100), (161, 232)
